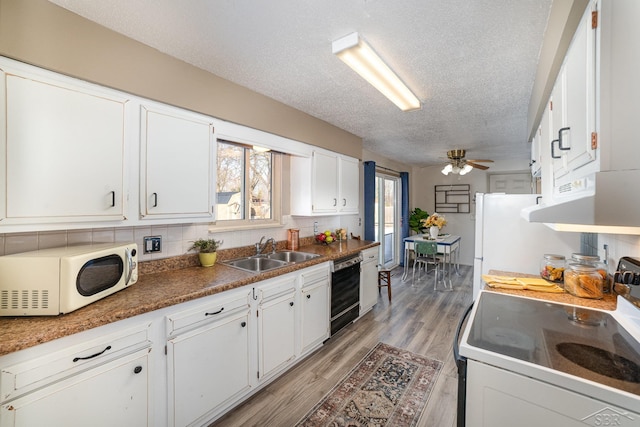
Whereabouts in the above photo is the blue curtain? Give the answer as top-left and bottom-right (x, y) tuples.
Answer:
(400, 172), (410, 266)
(363, 161), (376, 241)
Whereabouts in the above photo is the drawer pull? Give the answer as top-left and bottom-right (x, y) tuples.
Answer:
(73, 345), (112, 362)
(241, 321), (247, 327)
(307, 294), (311, 299)
(134, 366), (143, 374)
(289, 301), (294, 307)
(205, 307), (224, 316)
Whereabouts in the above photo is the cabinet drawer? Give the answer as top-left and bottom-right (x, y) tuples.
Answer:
(166, 289), (250, 337)
(361, 247), (379, 264)
(0, 322), (151, 403)
(300, 263), (330, 288)
(256, 275), (297, 302)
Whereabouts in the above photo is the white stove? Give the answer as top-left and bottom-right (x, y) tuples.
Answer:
(455, 271), (640, 427)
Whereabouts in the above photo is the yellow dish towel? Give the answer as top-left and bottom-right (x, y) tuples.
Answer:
(482, 274), (565, 293)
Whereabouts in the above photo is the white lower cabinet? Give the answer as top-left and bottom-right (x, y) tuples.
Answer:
(299, 264), (330, 356)
(0, 350), (149, 427)
(0, 322), (152, 427)
(256, 275), (297, 381)
(166, 289), (251, 427)
(0, 261), (338, 427)
(360, 247), (379, 315)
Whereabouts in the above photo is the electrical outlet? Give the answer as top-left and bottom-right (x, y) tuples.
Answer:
(144, 236), (162, 253)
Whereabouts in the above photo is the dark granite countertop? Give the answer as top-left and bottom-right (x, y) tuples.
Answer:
(0, 239), (378, 356)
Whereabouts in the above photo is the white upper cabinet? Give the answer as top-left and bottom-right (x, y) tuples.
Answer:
(339, 156), (360, 213)
(311, 150), (340, 213)
(550, 0), (599, 194)
(140, 104), (214, 220)
(291, 150), (360, 216)
(1, 62), (128, 225)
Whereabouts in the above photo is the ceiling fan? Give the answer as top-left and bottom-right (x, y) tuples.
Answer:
(441, 149), (494, 175)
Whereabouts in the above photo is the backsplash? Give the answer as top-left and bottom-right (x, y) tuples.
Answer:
(599, 234), (640, 270)
(0, 215), (361, 262)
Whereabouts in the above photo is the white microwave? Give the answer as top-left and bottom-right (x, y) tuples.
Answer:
(0, 243), (138, 316)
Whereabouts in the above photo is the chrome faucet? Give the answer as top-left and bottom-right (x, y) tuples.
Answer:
(255, 236), (276, 255)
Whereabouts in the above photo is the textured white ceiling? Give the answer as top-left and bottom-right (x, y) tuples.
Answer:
(49, 0), (552, 167)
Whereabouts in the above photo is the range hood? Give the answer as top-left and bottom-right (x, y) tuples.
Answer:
(521, 170), (640, 233)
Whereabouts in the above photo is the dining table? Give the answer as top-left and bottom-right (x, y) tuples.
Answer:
(401, 234), (461, 287)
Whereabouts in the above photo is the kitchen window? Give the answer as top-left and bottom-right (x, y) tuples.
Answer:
(214, 140), (281, 228)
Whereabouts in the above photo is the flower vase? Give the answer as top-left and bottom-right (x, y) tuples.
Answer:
(198, 252), (217, 267)
(429, 226), (439, 240)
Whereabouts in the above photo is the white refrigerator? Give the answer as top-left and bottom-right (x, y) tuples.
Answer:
(473, 193), (581, 300)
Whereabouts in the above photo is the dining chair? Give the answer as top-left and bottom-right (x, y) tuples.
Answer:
(412, 240), (441, 289)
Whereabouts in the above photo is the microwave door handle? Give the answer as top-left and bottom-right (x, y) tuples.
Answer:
(125, 249), (134, 285)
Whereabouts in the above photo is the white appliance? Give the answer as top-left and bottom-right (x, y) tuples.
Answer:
(473, 193), (580, 300)
(456, 291), (640, 427)
(0, 243), (138, 316)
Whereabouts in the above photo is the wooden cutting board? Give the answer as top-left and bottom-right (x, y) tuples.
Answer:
(482, 274), (565, 293)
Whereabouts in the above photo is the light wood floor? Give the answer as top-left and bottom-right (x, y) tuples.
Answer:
(212, 264), (474, 427)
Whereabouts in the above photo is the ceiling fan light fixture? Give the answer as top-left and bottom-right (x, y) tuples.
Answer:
(332, 32), (421, 112)
(460, 164), (473, 175)
(441, 164), (453, 175)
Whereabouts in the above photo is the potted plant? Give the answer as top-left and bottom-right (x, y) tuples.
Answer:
(189, 238), (223, 267)
(408, 208), (430, 234)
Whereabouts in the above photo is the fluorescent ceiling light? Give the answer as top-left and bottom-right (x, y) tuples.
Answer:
(332, 32), (421, 112)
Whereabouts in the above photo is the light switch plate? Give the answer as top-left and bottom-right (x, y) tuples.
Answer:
(144, 236), (162, 253)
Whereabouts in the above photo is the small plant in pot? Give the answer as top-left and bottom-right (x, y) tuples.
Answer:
(189, 238), (223, 267)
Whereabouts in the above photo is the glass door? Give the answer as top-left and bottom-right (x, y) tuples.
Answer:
(374, 174), (400, 268)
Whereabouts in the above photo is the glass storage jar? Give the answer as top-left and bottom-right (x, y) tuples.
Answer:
(564, 263), (604, 299)
(540, 254), (566, 283)
(570, 253), (610, 292)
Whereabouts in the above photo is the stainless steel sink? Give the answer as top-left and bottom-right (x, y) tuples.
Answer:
(224, 256), (289, 273)
(223, 251), (320, 273)
(267, 251), (319, 263)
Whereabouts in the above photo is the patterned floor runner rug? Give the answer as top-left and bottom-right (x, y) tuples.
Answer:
(296, 342), (443, 427)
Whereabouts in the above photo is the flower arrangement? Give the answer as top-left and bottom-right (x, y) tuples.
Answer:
(421, 212), (447, 229)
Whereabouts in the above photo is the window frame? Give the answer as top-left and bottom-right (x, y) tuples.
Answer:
(211, 139), (282, 231)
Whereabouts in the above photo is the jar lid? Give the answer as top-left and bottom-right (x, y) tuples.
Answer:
(568, 263), (597, 272)
(571, 253), (600, 262)
(544, 254), (566, 260)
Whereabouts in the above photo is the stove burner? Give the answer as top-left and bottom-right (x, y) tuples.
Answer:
(556, 342), (640, 383)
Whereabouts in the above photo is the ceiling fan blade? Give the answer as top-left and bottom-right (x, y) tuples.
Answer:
(467, 161), (490, 170)
(466, 159), (494, 163)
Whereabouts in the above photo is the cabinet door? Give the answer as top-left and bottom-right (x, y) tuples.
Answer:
(339, 157), (360, 213)
(300, 280), (329, 355)
(562, 1), (598, 174)
(4, 72), (126, 222)
(550, 73), (569, 182)
(360, 248), (379, 315)
(311, 151), (339, 213)
(168, 308), (250, 427)
(551, 1), (598, 190)
(0, 350), (148, 427)
(141, 105), (213, 219)
(257, 289), (296, 380)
